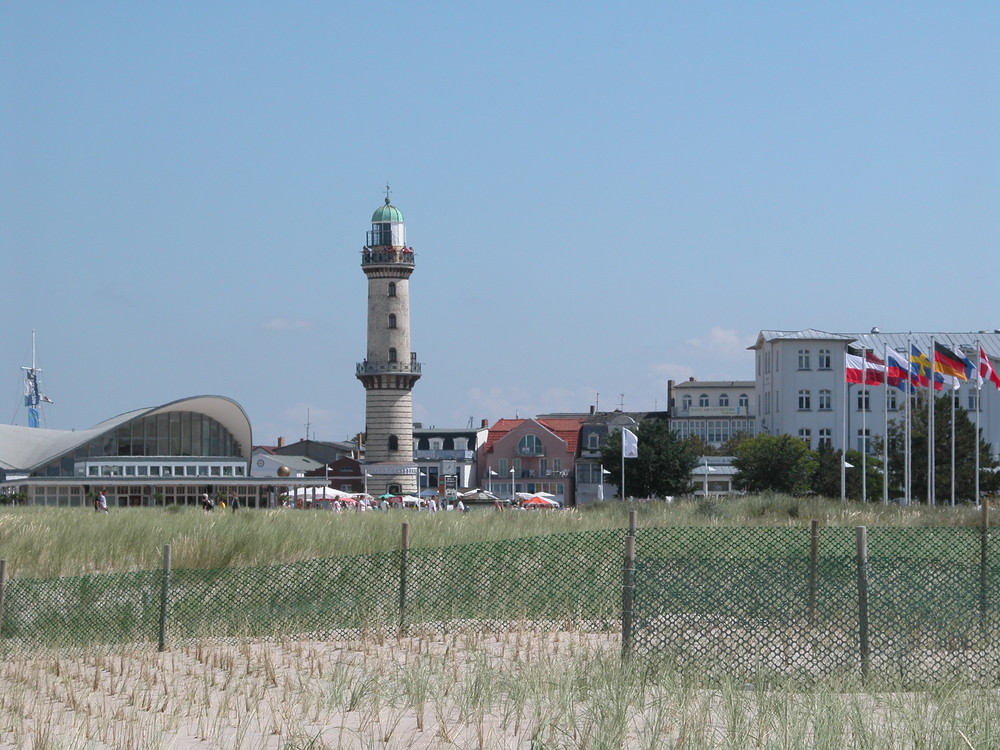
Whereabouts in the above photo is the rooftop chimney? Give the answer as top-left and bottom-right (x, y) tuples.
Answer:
(277, 436), (285, 448)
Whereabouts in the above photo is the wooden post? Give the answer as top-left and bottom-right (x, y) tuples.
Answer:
(855, 526), (870, 680)
(808, 520), (819, 626)
(980, 501), (990, 637)
(158, 545), (171, 652)
(628, 510), (637, 537)
(0, 560), (7, 640)
(621, 532), (636, 662)
(398, 523), (410, 634)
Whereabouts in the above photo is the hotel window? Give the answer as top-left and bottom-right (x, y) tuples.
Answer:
(798, 350), (810, 370)
(858, 429), (872, 454)
(818, 349), (832, 370)
(798, 390), (811, 410)
(818, 428), (832, 447)
(682, 395), (692, 410)
(498, 458), (508, 475)
(739, 394), (749, 409)
(970, 392), (980, 411)
(857, 390), (871, 411)
(699, 394), (709, 407)
(388, 314), (397, 329)
(587, 433), (600, 449)
(798, 428), (812, 448)
(719, 394), (729, 407)
(818, 390), (832, 411)
(887, 390), (898, 411)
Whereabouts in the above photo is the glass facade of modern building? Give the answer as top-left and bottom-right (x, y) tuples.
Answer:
(32, 411), (244, 478)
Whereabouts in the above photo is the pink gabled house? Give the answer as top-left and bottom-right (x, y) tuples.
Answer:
(479, 417), (585, 507)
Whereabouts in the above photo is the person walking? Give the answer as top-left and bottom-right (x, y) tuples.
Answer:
(97, 490), (108, 513)
(229, 491), (240, 512)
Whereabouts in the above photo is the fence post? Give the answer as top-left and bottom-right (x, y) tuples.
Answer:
(621, 511), (637, 662)
(808, 520), (819, 625)
(0, 559), (7, 640)
(398, 523), (410, 635)
(158, 545), (171, 652)
(855, 526), (870, 680)
(980, 501), (990, 637)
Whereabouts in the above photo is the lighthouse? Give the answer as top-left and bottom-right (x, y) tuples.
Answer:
(356, 191), (421, 496)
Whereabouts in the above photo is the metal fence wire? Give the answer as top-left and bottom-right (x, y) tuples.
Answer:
(0, 529), (622, 652)
(1, 520), (996, 688)
(631, 522), (999, 686)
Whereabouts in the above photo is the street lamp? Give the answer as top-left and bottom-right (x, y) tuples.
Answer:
(364, 471), (371, 498)
(487, 468), (498, 494)
(510, 468), (515, 504)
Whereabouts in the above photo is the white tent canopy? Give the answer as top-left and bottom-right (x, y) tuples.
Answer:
(284, 487), (353, 500)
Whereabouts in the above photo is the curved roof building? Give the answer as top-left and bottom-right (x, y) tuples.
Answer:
(0, 396), (322, 508)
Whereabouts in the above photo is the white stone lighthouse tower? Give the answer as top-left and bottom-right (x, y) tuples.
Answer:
(356, 191), (421, 496)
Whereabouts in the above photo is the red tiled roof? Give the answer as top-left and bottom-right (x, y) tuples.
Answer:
(483, 417), (585, 454)
(536, 418), (586, 454)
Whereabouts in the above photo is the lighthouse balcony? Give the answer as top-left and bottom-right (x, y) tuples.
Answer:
(361, 246), (415, 267)
(356, 360), (422, 376)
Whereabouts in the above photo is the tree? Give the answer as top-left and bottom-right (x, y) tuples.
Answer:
(810, 443), (884, 501)
(601, 420), (699, 498)
(733, 434), (817, 495)
(884, 392), (998, 503)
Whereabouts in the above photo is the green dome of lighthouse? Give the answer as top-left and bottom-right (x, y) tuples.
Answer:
(372, 197), (404, 223)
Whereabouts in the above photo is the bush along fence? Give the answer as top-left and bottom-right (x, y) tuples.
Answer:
(0, 510), (995, 687)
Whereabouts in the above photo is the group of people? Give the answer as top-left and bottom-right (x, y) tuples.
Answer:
(201, 492), (241, 512)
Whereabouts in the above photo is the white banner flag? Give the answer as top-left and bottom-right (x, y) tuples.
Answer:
(622, 428), (638, 458)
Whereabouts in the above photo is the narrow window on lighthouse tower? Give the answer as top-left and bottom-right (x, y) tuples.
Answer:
(388, 435), (399, 452)
(388, 348), (397, 363)
(388, 282), (396, 297)
(388, 314), (397, 329)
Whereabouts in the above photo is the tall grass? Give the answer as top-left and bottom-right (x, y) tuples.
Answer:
(0, 495), (988, 578)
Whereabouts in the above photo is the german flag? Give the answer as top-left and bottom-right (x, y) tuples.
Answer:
(933, 341), (968, 381)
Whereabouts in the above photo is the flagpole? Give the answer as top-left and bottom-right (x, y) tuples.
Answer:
(861, 352), (867, 503)
(950, 370), (957, 507)
(620, 426), (625, 501)
(883, 343), (890, 505)
(906, 336), (913, 506)
(976, 340), (982, 506)
(927, 341), (932, 507)
(841, 360), (848, 501)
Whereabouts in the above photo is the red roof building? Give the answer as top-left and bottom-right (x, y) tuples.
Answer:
(480, 417), (586, 506)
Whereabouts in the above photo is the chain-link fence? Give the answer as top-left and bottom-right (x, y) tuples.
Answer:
(1, 517), (996, 688)
(630, 518), (998, 686)
(0, 528), (623, 652)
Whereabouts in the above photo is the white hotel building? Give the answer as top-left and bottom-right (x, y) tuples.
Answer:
(751, 329), (1000, 461)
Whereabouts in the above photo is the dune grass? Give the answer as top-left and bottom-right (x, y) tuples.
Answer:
(0, 625), (996, 749)
(0, 495), (989, 578)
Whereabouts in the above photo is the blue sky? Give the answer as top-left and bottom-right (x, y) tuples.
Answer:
(2, 3), (997, 444)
